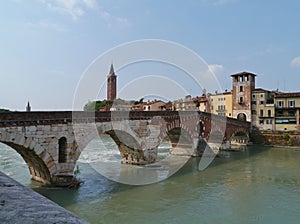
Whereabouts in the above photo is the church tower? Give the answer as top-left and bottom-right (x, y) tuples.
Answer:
(26, 101), (31, 112)
(231, 72), (256, 122)
(107, 64), (117, 101)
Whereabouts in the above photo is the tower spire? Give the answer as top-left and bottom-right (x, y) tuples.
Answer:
(107, 64), (117, 101)
(109, 63), (115, 76)
(26, 101), (31, 112)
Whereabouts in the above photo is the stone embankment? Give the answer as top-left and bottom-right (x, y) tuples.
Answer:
(251, 132), (300, 147)
(0, 172), (88, 224)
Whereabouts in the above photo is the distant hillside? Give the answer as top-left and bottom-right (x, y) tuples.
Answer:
(0, 108), (10, 112)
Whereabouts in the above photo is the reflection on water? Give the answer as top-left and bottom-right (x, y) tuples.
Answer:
(1, 139), (300, 224)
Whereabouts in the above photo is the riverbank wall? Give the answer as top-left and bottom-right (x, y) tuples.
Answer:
(0, 172), (88, 224)
(251, 132), (300, 147)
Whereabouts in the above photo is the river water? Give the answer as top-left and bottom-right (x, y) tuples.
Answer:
(1, 136), (300, 224)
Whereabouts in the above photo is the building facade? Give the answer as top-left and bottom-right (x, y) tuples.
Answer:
(274, 92), (300, 131)
(251, 88), (275, 131)
(209, 91), (232, 117)
(173, 95), (197, 111)
(231, 72), (256, 122)
(143, 100), (166, 111)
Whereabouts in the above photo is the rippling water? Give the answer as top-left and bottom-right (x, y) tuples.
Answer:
(1, 136), (300, 224)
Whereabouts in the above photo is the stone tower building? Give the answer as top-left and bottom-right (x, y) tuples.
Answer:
(231, 72), (256, 122)
(107, 64), (117, 101)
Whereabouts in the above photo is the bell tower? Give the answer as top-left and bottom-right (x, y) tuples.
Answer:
(231, 72), (256, 122)
(107, 64), (117, 101)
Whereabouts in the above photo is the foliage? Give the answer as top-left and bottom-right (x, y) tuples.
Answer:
(84, 99), (137, 111)
(83, 100), (113, 111)
(134, 98), (144, 105)
(283, 134), (290, 141)
(0, 108), (10, 112)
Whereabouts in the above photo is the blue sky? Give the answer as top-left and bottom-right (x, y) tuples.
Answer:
(1, 0), (300, 110)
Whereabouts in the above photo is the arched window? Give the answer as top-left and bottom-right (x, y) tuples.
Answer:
(58, 137), (67, 163)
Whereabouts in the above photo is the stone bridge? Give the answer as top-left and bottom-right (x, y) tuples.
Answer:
(0, 111), (250, 186)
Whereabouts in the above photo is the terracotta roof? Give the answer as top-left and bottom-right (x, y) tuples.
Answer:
(231, 71), (256, 77)
(275, 92), (300, 98)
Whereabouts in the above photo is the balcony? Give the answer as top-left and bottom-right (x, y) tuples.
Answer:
(265, 103), (274, 107)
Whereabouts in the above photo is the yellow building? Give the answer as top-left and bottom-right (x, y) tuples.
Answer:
(275, 92), (300, 131)
(251, 88), (275, 131)
(209, 91), (232, 117)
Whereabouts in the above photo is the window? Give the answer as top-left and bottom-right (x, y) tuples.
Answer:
(260, 94), (264, 98)
(266, 119), (272, 125)
(240, 86), (244, 92)
(245, 75), (249, 81)
(259, 119), (264, 125)
(239, 76), (243, 82)
(276, 110), (283, 117)
(240, 97), (243, 103)
(276, 119), (296, 124)
(211, 106), (214, 110)
(277, 100), (284, 108)
(252, 110), (257, 115)
(288, 100), (295, 108)
(288, 110), (295, 116)
(260, 110), (264, 117)
(260, 101), (264, 105)
(58, 137), (67, 163)
(252, 101), (257, 105)
(268, 110), (272, 117)
(253, 94), (256, 98)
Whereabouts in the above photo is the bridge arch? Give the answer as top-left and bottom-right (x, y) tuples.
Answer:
(230, 128), (250, 144)
(104, 129), (146, 164)
(0, 132), (54, 184)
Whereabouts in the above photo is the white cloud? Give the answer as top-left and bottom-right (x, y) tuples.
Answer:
(39, 0), (129, 27)
(100, 10), (130, 28)
(290, 57), (300, 68)
(208, 64), (224, 75)
(41, 0), (98, 20)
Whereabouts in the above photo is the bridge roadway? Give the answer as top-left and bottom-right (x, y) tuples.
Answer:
(0, 111), (250, 186)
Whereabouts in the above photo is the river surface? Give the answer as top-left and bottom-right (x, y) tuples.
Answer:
(1, 136), (300, 224)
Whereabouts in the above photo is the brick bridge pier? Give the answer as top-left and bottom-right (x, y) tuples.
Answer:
(0, 111), (250, 186)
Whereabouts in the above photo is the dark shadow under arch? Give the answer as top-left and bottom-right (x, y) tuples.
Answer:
(1, 141), (51, 184)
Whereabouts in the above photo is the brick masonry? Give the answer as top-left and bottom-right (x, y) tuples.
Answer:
(0, 111), (250, 186)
